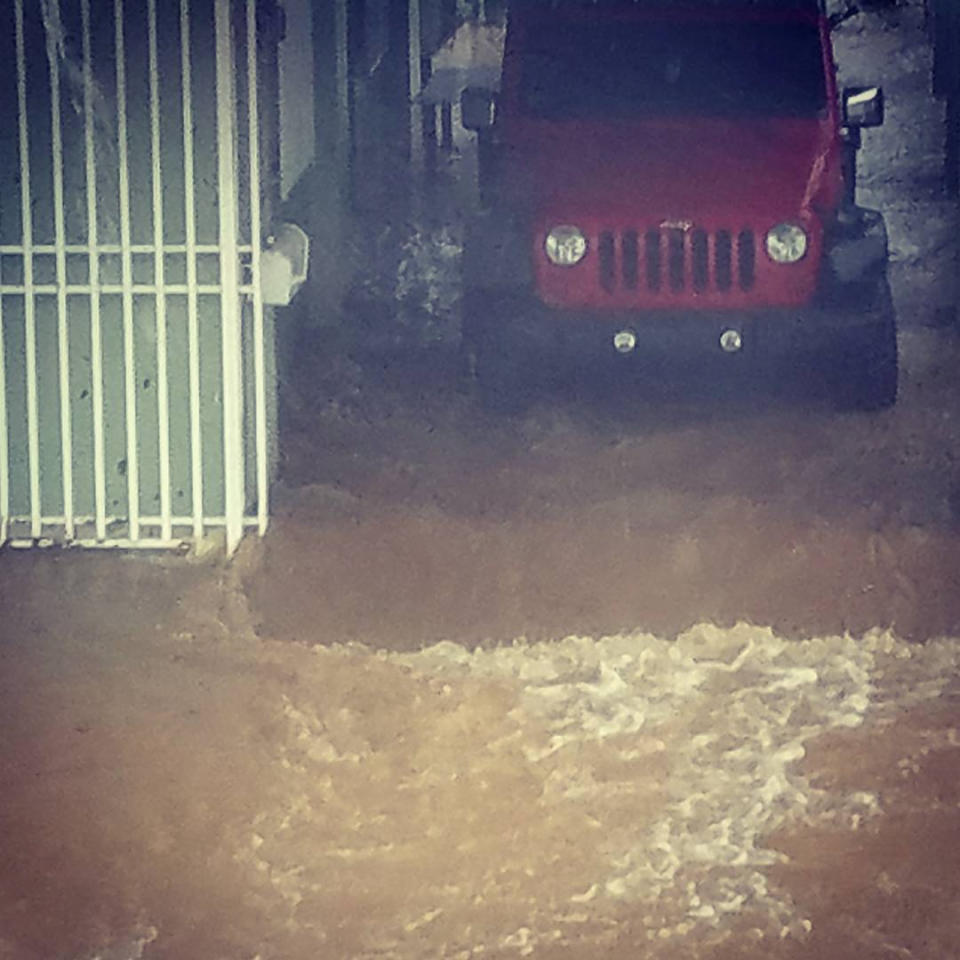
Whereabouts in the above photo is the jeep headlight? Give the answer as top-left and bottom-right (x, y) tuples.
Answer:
(545, 225), (587, 266)
(765, 222), (808, 264)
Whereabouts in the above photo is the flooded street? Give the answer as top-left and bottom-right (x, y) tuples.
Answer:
(2, 553), (960, 959)
(2, 1), (960, 958)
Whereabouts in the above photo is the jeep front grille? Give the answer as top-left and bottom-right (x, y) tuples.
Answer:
(598, 227), (756, 295)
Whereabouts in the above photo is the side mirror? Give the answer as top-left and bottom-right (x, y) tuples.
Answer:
(461, 87), (496, 132)
(843, 86), (884, 128)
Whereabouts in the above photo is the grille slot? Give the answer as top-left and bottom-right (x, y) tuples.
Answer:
(645, 229), (661, 292)
(737, 229), (756, 290)
(622, 230), (639, 289)
(667, 229), (685, 291)
(598, 231), (616, 291)
(691, 229), (709, 292)
(595, 226), (757, 295)
(715, 230), (732, 291)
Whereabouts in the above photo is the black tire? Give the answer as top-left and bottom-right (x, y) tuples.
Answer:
(829, 278), (899, 411)
(460, 290), (533, 413)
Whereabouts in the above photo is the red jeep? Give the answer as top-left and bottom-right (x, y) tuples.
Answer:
(460, 0), (895, 409)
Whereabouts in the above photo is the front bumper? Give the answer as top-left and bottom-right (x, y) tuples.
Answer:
(468, 294), (890, 369)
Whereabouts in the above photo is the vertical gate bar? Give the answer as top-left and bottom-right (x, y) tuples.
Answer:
(147, 0), (171, 541)
(180, 0), (203, 541)
(215, 0), (244, 554)
(81, 0), (106, 541)
(246, 0), (268, 536)
(45, 0), (76, 541)
(115, 0), (140, 540)
(14, 0), (42, 540)
(334, 0), (348, 162)
(0, 283), (7, 546)
(408, 0), (423, 175)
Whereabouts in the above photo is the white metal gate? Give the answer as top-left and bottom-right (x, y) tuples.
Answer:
(0, 0), (274, 555)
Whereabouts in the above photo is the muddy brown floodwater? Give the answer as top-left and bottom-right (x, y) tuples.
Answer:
(2, 318), (960, 960)
(3, 5), (960, 953)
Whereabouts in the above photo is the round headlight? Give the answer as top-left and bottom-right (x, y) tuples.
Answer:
(545, 225), (587, 266)
(765, 223), (808, 264)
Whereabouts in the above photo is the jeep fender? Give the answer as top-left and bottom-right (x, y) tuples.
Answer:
(824, 206), (889, 284)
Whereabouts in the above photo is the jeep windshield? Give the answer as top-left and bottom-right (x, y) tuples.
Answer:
(518, 20), (827, 118)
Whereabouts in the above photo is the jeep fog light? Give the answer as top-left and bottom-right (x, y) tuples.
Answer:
(765, 223), (808, 263)
(719, 328), (743, 353)
(545, 226), (587, 266)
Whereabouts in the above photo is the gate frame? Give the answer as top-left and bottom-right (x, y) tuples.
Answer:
(0, 0), (273, 557)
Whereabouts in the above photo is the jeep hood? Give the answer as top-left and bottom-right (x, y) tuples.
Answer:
(500, 116), (842, 224)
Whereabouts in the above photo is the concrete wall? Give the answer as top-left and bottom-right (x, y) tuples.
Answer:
(279, 0), (317, 198)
